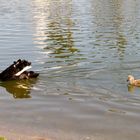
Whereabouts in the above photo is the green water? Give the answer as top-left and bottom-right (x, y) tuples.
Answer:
(0, 0), (140, 139)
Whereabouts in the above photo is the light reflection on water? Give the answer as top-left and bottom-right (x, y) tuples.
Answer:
(0, 0), (140, 139)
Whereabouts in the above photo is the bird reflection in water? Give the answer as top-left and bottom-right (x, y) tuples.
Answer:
(0, 79), (38, 99)
(127, 84), (135, 93)
(127, 84), (140, 93)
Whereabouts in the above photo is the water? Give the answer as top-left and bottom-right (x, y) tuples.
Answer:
(0, 0), (140, 139)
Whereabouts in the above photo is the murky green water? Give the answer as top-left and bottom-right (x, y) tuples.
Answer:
(0, 0), (140, 139)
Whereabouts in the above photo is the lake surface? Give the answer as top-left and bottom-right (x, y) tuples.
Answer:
(0, 0), (140, 139)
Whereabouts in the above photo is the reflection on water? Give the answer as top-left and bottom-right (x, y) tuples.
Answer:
(127, 84), (135, 92)
(93, 0), (128, 60)
(32, 0), (79, 62)
(32, 0), (140, 66)
(44, 21), (78, 58)
(0, 79), (37, 98)
(116, 34), (127, 58)
(127, 84), (140, 93)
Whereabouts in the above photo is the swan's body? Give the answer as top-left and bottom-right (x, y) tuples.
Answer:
(127, 75), (140, 86)
(0, 59), (39, 81)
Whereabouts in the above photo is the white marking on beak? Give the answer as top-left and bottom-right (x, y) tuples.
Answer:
(15, 66), (32, 76)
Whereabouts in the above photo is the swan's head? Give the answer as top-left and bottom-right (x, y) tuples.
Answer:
(127, 75), (135, 84)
